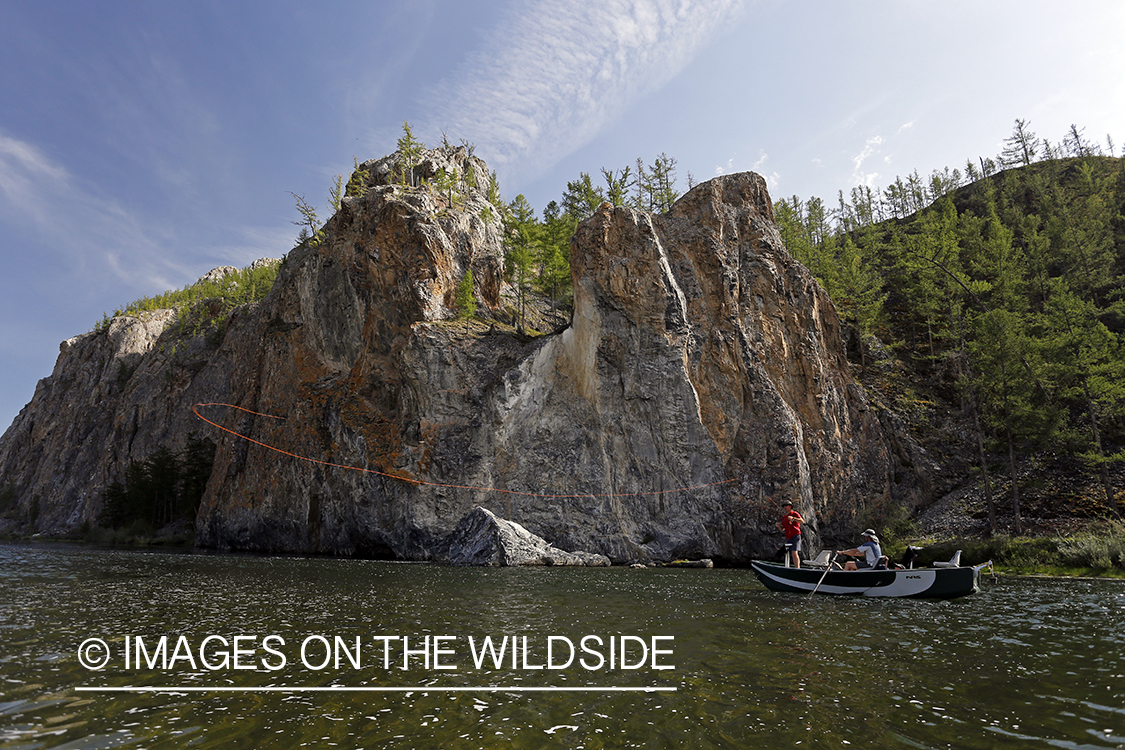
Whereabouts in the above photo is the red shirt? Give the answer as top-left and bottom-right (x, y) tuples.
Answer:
(780, 510), (803, 539)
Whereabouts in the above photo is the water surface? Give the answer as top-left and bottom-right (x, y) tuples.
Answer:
(1, 544), (1122, 748)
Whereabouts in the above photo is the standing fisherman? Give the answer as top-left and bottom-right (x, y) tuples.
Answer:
(775, 500), (805, 568)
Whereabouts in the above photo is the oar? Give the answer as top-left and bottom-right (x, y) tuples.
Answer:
(808, 553), (837, 597)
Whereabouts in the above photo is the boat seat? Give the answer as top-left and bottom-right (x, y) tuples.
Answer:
(899, 545), (923, 569)
(933, 549), (962, 568)
(805, 550), (835, 569)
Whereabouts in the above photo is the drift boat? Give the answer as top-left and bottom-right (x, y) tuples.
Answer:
(750, 559), (992, 599)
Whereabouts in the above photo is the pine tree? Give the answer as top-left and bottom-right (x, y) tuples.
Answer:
(775, 197), (813, 265)
(486, 170), (505, 216)
(970, 307), (1038, 532)
(648, 153), (680, 212)
(1000, 119), (1041, 167)
(633, 158), (649, 210)
(775, 196), (840, 299)
(505, 194), (539, 332)
(953, 305), (998, 534)
(433, 167), (458, 206)
(291, 192), (323, 247)
(601, 166), (633, 207)
(455, 269), (476, 334)
(329, 173), (344, 213)
(538, 201), (574, 315)
(835, 235), (886, 367)
(1063, 124), (1097, 157)
(346, 157), (370, 198)
(964, 198), (1045, 531)
(901, 195), (961, 357)
(562, 173), (604, 221)
(395, 121), (425, 188)
(178, 434), (215, 519)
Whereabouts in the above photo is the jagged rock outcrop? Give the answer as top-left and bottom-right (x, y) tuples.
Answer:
(0, 145), (930, 561)
(0, 309), (181, 530)
(446, 506), (610, 566)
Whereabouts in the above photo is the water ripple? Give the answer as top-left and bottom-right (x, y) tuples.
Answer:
(2, 545), (1123, 748)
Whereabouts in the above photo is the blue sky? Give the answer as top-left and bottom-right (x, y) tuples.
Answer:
(1, 0), (1123, 431)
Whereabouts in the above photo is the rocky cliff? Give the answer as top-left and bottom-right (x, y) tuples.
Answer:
(0, 146), (939, 562)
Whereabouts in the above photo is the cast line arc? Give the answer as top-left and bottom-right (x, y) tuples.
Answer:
(193, 402), (738, 500)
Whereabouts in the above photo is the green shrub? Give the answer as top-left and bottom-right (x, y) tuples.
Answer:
(912, 523), (1125, 573)
(914, 536), (1059, 568)
(93, 261), (280, 334)
(1057, 520), (1125, 570)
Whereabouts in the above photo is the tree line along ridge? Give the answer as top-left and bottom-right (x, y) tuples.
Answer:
(88, 119), (1124, 538)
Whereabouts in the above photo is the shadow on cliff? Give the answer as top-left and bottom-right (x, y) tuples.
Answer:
(0, 146), (941, 565)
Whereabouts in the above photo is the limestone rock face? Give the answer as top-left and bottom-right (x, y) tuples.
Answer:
(0, 147), (925, 562)
(199, 266), (240, 284)
(0, 307), (213, 533)
(446, 506), (610, 566)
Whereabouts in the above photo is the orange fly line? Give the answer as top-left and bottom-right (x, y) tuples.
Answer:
(193, 402), (738, 499)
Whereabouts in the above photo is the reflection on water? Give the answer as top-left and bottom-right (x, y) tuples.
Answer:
(1, 543), (1123, 749)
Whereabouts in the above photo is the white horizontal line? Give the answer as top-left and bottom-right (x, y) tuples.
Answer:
(75, 686), (676, 693)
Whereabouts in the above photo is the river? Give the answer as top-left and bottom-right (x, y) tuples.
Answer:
(1, 543), (1122, 749)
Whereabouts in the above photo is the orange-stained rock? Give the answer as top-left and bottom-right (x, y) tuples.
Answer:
(0, 147), (943, 562)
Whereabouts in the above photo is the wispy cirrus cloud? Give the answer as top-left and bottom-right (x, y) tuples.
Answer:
(0, 131), (187, 292)
(851, 135), (884, 188)
(425, 0), (746, 183)
(0, 133), (69, 228)
(0, 131), (286, 297)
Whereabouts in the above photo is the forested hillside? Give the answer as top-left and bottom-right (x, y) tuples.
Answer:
(501, 121), (1124, 535)
(773, 124), (1124, 533)
(74, 121), (1124, 542)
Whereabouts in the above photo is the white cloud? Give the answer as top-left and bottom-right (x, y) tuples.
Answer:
(851, 135), (884, 187)
(425, 0), (746, 183)
(749, 151), (778, 187)
(0, 133), (69, 228)
(714, 157), (735, 176)
(0, 131), (190, 293)
(710, 152), (775, 189)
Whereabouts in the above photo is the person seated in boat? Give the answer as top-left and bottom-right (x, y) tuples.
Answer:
(837, 530), (882, 571)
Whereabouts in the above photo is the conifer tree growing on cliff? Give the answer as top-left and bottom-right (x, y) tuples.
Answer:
(291, 192), (322, 246)
(329, 173), (344, 213)
(601, 166), (633, 207)
(396, 121), (425, 188)
(633, 153), (680, 212)
(505, 195), (538, 333)
(649, 153), (681, 212)
(433, 167), (457, 206)
(538, 200), (574, 317)
(562, 173), (604, 221)
(346, 157), (370, 199)
(455, 269), (476, 334)
(486, 171), (505, 214)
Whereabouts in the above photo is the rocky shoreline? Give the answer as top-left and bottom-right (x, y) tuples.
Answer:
(2, 147), (1119, 568)
(913, 461), (1124, 541)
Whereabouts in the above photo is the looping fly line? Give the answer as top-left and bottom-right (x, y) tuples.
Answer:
(192, 402), (738, 499)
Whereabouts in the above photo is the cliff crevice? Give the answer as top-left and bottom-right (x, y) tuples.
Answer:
(0, 148), (934, 561)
